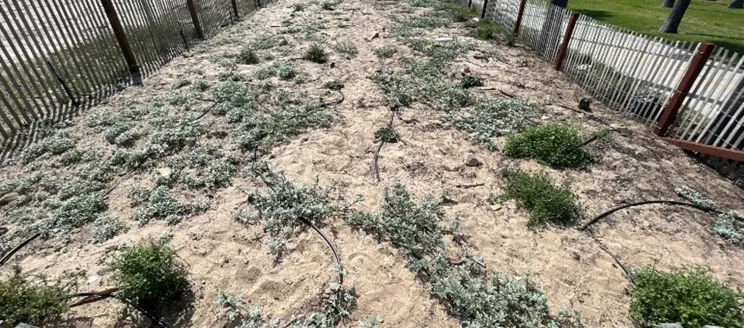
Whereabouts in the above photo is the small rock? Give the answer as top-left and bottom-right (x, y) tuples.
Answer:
(366, 31), (379, 41)
(345, 55), (351, 60)
(182, 52), (193, 58)
(96, 268), (110, 276)
(0, 192), (19, 206)
(471, 17), (480, 22)
(654, 324), (683, 328)
(329, 62), (336, 68)
(278, 37), (288, 46)
(462, 66), (470, 74)
(87, 275), (100, 284)
(157, 167), (172, 179)
(465, 153), (481, 167)
(0, 227), (7, 235)
(572, 252), (581, 261)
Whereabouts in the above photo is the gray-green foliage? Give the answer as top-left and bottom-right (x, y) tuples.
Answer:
(348, 184), (572, 327)
(334, 41), (358, 56)
(0, 267), (69, 327)
(373, 46), (397, 58)
(254, 61), (296, 80)
(675, 186), (718, 211)
(324, 80), (345, 90)
(19, 132), (75, 164)
(235, 167), (336, 260)
(131, 186), (208, 225)
(158, 148), (240, 190)
(237, 48), (260, 65)
(503, 124), (594, 169)
(92, 214), (128, 243)
(304, 43), (328, 63)
(444, 98), (539, 151)
(374, 125), (400, 143)
(714, 211), (744, 245)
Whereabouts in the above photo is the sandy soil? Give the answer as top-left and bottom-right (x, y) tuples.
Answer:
(1, 0), (743, 327)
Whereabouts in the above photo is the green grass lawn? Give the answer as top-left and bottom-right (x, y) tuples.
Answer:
(567, 0), (744, 54)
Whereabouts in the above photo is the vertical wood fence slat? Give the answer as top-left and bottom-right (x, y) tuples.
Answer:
(100, 0), (142, 85)
(118, 0), (161, 73)
(0, 68), (30, 128)
(78, 0), (125, 92)
(512, 0), (526, 36)
(655, 43), (716, 136)
(187, 0), (205, 39)
(679, 49), (731, 138)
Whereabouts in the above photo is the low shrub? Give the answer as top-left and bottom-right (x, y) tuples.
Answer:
(444, 98), (539, 151)
(0, 267), (68, 326)
(714, 211), (744, 245)
(304, 43), (328, 63)
(630, 265), (744, 328)
(503, 123), (593, 169)
(110, 240), (190, 311)
(500, 168), (581, 227)
(459, 75), (483, 88)
(324, 80), (345, 90)
(373, 46), (397, 58)
(374, 126), (400, 143)
(472, 21), (501, 40)
(334, 41), (358, 57)
(237, 48), (260, 65)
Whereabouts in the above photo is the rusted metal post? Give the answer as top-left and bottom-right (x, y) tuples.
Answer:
(554, 12), (579, 71)
(655, 43), (715, 136)
(231, 0), (239, 20)
(186, 0), (204, 39)
(480, 0), (489, 18)
(513, 0), (528, 36)
(100, 0), (141, 85)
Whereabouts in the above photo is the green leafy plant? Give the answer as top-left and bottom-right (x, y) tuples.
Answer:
(324, 80), (345, 90)
(237, 48), (260, 65)
(459, 75), (483, 88)
(92, 214), (128, 243)
(500, 168), (581, 227)
(293, 3), (305, 11)
(110, 240), (190, 311)
(714, 211), (744, 245)
(132, 186), (208, 225)
(373, 46), (397, 58)
(472, 21), (501, 40)
(503, 123), (594, 169)
(374, 125), (400, 143)
(630, 265), (744, 328)
(0, 267), (69, 326)
(304, 43), (328, 63)
(321, 1), (335, 10)
(334, 41), (358, 57)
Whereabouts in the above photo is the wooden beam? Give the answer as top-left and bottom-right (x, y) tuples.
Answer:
(662, 137), (744, 162)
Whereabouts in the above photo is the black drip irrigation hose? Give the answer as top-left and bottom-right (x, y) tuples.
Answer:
(45, 59), (81, 107)
(71, 292), (170, 328)
(0, 232), (41, 267)
(580, 200), (721, 231)
(590, 236), (637, 285)
(373, 110), (396, 183)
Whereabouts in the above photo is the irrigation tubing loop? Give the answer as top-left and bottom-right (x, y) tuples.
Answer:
(0, 232), (41, 267)
(71, 292), (170, 328)
(580, 200), (721, 231)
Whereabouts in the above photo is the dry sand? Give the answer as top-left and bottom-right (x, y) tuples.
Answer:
(1, 0), (743, 327)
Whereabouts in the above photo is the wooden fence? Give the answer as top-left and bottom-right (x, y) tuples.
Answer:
(469, 0), (744, 186)
(0, 0), (264, 157)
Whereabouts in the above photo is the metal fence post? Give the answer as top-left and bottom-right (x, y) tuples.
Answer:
(480, 0), (489, 18)
(231, 0), (239, 20)
(100, 0), (141, 85)
(554, 12), (579, 71)
(655, 43), (715, 136)
(468, 0), (472, 8)
(513, 0), (527, 36)
(187, 0), (204, 39)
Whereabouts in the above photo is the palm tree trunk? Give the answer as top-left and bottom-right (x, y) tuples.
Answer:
(659, 0), (691, 34)
(730, 0), (744, 8)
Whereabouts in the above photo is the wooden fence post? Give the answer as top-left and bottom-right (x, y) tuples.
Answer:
(513, 0), (527, 36)
(655, 43), (715, 136)
(468, 0), (472, 8)
(100, 0), (141, 85)
(231, 0), (240, 20)
(480, 0), (489, 18)
(554, 12), (579, 71)
(186, 0), (204, 39)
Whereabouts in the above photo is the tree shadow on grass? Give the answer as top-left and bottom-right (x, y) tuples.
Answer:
(570, 9), (613, 21)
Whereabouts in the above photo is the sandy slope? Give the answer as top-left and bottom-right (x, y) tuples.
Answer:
(1, 0), (743, 327)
